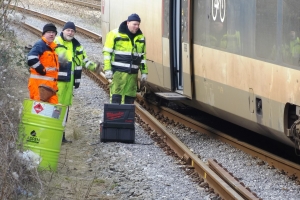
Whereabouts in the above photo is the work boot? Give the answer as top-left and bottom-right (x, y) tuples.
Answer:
(62, 132), (72, 143)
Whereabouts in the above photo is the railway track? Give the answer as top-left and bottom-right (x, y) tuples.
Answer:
(54, 0), (101, 10)
(139, 102), (300, 179)
(9, 5), (101, 42)
(18, 9), (300, 200)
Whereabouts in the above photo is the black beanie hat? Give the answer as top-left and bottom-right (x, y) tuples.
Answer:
(42, 23), (57, 35)
(62, 21), (76, 32)
(127, 13), (141, 22)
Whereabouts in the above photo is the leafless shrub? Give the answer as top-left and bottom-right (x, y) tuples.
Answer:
(0, 0), (44, 199)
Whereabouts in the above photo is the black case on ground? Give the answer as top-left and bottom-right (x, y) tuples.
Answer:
(100, 103), (135, 143)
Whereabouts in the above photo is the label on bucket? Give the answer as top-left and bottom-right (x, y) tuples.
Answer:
(26, 135), (40, 143)
(26, 130), (40, 144)
(31, 101), (62, 119)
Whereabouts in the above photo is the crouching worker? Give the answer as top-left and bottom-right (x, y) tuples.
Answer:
(27, 23), (59, 104)
(54, 21), (99, 143)
(102, 13), (148, 104)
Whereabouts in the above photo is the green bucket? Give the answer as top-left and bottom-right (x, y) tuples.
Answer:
(18, 99), (67, 171)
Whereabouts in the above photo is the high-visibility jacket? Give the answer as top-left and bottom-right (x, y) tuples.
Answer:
(27, 37), (59, 104)
(276, 38), (300, 65)
(103, 21), (147, 74)
(54, 33), (96, 105)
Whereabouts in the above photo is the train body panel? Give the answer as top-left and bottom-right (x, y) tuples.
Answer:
(102, 0), (300, 149)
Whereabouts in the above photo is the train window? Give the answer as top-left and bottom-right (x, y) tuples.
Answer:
(194, 0), (242, 54)
(255, 0), (277, 60)
(219, 0), (242, 54)
(209, 0), (227, 49)
(193, 0), (207, 45)
(282, 0), (300, 67)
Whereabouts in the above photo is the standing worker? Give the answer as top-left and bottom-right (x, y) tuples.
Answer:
(102, 13), (148, 104)
(55, 21), (98, 143)
(27, 23), (59, 104)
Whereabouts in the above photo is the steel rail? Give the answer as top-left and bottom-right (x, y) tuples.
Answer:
(57, 0), (101, 10)
(9, 5), (102, 42)
(208, 159), (260, 200)
(20, 22), (41, 36)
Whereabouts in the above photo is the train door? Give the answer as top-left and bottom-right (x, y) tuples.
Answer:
(170, 0), (192, 98)
(181, 0), (193, 98)
(171, 0), (193, 98)
(157, 0), (193, 100)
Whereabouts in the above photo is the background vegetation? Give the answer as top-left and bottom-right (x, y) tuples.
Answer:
(0, 0), (43, 198)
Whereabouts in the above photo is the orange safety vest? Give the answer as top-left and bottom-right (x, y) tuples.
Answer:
(28, 37), (59, 104)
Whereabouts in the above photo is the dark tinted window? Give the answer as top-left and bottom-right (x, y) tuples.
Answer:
(255, 0), (277, 60)
(194, 0), (242, 54)
(193, 0), (207, 45)
(209, 0), (227, 48)
(282, 0), (300, 66)
(219, 0), (241, 54)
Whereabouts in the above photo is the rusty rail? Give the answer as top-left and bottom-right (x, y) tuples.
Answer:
(58, 0), (101, 10)
(208, 159), (261, 200)
(9, 4), (102, 42)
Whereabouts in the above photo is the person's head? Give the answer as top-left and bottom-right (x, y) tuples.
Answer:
(127, 13), (141, 34)
(42, 23), (57, 43)
(62, 21), (76, 41)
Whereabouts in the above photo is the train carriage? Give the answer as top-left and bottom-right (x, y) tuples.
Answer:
(101, 0), (300, 149)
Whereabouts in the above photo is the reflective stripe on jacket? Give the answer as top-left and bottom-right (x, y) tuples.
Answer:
(103, 21), (147, 74)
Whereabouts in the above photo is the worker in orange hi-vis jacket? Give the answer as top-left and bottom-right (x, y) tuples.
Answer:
(27, 23), (59, 104)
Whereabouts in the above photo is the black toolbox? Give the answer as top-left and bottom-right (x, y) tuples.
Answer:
(100, 104), (135, 143)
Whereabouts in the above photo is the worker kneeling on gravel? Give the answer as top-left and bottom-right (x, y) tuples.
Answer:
(102, 13), (148, 104)
(55, 21), (100, 143)
(27, 23), (59, 104)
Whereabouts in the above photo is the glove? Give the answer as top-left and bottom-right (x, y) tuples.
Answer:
(58, 53), (68, 64)
(35, 65), (46, 75)
(85, 61), (95, 70)
(141, 74), (147, 82)
(104, 70), (113, 79)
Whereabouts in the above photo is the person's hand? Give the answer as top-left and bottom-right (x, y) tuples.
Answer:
(58, 53), (67, 64)
(94, 61), (102, 74)
(35, 65), (46, 75)
(104, 70), (113, 79)
(141, 74), (147, 82)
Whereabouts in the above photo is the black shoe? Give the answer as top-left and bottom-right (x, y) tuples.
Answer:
(62, 132), (72, 143)
(62, 137), (72, 143)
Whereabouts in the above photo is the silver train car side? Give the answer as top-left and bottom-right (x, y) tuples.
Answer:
(101, 0), (300, 149)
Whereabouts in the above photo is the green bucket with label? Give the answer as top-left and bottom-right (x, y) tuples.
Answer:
(18, 99), (67, 171)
